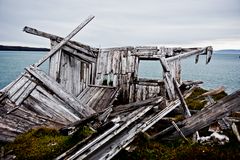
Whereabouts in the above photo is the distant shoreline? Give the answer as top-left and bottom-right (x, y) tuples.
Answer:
(0, 45), (50, 51)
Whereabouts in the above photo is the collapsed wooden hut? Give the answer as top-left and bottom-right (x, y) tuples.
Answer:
(0, 16), (239, 159)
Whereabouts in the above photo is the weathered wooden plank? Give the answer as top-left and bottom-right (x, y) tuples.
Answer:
(206, 46), (213, 64)
(10, 80), (32, 103)
(111, 96), (163, 116)
(91, 62), (96, 85)
(81, 87), (99, 105)
(23, 96), (68, 125)
(82, 98), (179, 160)
(173, 78), (191, 118)
(7, 75), (29, 99)
(69, 103), (158, 160)
(72, 58), (81, 96)
(87, 88), (105, 109)
(15, 81), (37, 106)
(93, 88), (110, 111)
(77, 87), (91, 99)
(61, 45), (96, 63)
(159, 57), (175, 100)
(162, 90), (240, 140)
(96, 89), (114, 111)
(166, 48), (205, 62)
(30, 89), (78, 123)
(25, 66), (95, 118)
(89, 88), (106, 110)
(24, 15), (95, 67)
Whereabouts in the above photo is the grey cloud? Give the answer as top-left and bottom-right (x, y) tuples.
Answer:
(0, 0), (239, 49)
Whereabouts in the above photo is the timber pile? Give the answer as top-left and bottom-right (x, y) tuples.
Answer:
(0, 15), (239, 160)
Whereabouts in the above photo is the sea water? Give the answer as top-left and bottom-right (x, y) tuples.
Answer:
(137, 51), (240, 94)
(0, 51), (48, 89)
(0, 51), (239, 94)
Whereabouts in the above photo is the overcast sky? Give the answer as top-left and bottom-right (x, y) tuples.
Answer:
(0, 0), (239, 50)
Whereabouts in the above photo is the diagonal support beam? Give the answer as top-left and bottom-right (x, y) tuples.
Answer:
(26, 15), (95, 67)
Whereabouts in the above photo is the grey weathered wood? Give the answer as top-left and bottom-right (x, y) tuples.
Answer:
(171, 121), (189, 142)
(33, 86), (80, 122)
(231, 123), (240, 142)
(159, 57), (175, 100)
(26, 15), (94, 67)
(173, 78), (191, 117)
(23, 28), (97, 57)
(112, 96), (163, 116)
(7, 75), (29, 99)
(15, 81), (37, 106)
(25, 66), (95, 118)
(88, 84), (115, 89)
(10, 80), (32, 103)
(162, 90), (240, 141)
(61, 45), (96, 63)
(166, 48), (205, 62)
(82, 98), (179, 160)
(206, 46), (213, 64)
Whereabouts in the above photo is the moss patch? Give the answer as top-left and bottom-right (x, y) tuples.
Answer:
(185, 87), (228, 110)
(113, 132), (240, 160)
(4, 126), (94, 160)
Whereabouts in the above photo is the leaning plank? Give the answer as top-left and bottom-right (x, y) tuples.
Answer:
(83, 99), (180, 160)
(27, 15), (94, 67)
(162, 90), (240, 140)
(171, 121), (189, 142)
(25, 66), (95, 118)
(173, 78), (191, 118)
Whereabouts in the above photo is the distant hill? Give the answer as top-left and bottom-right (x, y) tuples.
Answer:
(215, 49), (240, 54)
(0, 45), (50, 51)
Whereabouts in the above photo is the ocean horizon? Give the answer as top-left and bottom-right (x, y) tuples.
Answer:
(0, 50), (240, 94)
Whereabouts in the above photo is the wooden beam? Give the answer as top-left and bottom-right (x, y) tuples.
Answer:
(159, 57), (175, 100)
(173, 78), (191, 118)
(166, 48), (206, 62)
(23, 26), (97, 57)
(25, 66), (95, 118)
(171, 121), (189, 142)
(162, 90), (240, 141)
(25, 15), (94, 67)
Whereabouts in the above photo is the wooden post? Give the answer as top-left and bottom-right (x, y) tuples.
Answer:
(173, 78), (191, 118)
(30, 15), (94, 67)
(159, 57), (175, 100)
